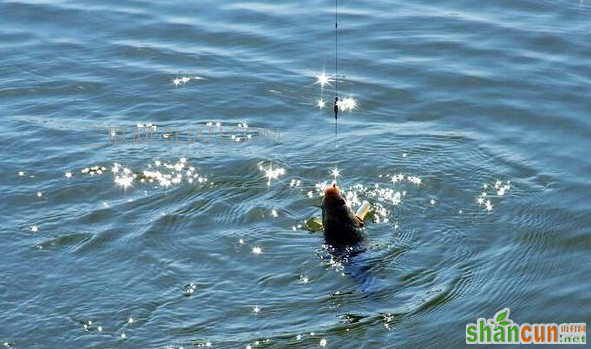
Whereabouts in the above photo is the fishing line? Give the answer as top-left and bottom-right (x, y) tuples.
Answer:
(334, 0), (338, 150)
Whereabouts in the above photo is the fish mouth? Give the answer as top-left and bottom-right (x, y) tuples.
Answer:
(323, 184), (347, 208)
(324, 183), (342, 198)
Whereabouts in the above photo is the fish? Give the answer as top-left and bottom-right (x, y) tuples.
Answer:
(321, 186), (384, 294)
(321, 184), (367, 246)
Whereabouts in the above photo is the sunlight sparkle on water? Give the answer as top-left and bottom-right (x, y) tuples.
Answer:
(316, 99), (326, 110)
(313, 171), (427, 223)
(314, 72), (333, 88)
(111, 159), (209, 191)
(172, 76), (197, 86)
(252, 246), (262, 255)
(82, 165), (107, 176)
(337, 97), (357, 112)
(331, 167), (340, 183)
(115, 174), (133, 189)
(259, 163), (286, 185)
(184, 282), (197, 296)
(407, 175), (422, 185)
(289, 179), (302, 187)
(476, 179), (511, 212)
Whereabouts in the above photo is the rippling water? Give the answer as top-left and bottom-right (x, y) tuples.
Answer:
(1, 0), (590, 347)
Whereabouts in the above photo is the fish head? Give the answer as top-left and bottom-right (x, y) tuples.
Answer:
(323, 183), (347, 209)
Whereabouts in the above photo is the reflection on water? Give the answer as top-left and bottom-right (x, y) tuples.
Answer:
(1, 0), (591, 348)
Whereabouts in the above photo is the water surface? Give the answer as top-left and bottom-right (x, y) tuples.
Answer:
(1, 0), (590, 348)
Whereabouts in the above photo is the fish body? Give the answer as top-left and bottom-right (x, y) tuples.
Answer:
(321, 185), (365, 246)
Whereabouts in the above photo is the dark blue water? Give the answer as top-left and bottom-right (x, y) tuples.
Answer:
(1, 0), (590, 348)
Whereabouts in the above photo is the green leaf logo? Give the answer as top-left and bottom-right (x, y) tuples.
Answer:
(491, 308), (512, 330)
(496, 310), (508, 322)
